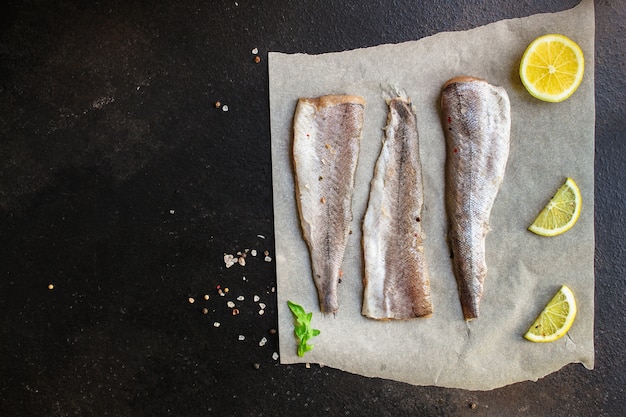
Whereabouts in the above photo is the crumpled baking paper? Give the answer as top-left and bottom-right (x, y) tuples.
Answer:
(269, 0), (594, 390)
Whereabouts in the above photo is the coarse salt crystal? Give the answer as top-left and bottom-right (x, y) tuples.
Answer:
(251, 48), (258, 55)
(188, 297), (195, 304)
(264, 256), (272, 262)
(224, 254), (236, 268)
(227, 301), (235, 308)
(259, 337), (267, 347)
(238, 335), (245, 341)
(251, 249), (257, 256)
(222, 105), (229, 112)
(213, 322), (220, 327)
(258, 309), (265, 315)
(204, 294), (210, 300)
(238, 257), (246, 266)
(237, 296), (245, 301)
(169, 209), (175, 214)
(259, 303), (266, 309)
(272, 352), (279, 360)
(253, 295), (260, 302)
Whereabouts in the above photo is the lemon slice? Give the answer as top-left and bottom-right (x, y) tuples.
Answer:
(524, 285), (577, 342)
(529, 177), (581, 236)
(519, 34), (585, 102)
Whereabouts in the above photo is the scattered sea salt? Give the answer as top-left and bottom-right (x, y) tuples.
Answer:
(259, 337), (267, 347)
(213, 322), (221, 327)
(272, 352), (279, 360)
(254, 295), (260, 302)
(227, 301), (235, 308)
(238, 335), (245, 341)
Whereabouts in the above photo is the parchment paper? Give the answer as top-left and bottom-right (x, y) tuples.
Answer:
(269, 0), (594, 390)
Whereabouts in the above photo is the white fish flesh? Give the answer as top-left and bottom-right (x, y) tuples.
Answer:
(362, 97), (432, 320)
(293, 95), (365, 313)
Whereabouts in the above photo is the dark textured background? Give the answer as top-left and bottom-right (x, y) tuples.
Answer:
(1, 1), (624, 416)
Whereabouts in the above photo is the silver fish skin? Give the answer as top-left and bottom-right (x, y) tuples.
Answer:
(293, 95), (365, 314)
(362, 97), (432, 320)
(441, 77), (511, 320)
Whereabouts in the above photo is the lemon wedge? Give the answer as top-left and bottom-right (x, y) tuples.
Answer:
(525, 285), (577, 342)
(519, 34), (584, 102)
(529, 177), (581, 237)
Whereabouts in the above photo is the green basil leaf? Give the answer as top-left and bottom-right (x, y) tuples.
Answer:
(288, 300), (306, 318)
(287, 301), (320, 357)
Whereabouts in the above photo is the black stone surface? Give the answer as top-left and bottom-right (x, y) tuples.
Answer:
(1, 1), (624, 416)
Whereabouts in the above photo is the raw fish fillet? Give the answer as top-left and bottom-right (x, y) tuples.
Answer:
(440, 77), (511, 320)
(293, 95), (365, 313)
(362, 97), (432, 320)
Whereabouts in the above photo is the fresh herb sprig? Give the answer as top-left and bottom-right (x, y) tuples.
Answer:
(287, 301), (321, 357)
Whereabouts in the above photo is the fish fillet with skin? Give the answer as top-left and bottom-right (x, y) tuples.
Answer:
(362, 97), (432, 320)
(293, 95), (365, 314)
(441, 77), (511, 320)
